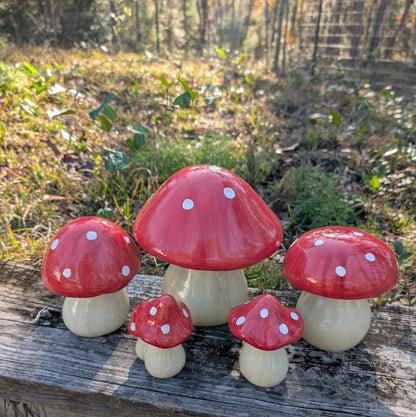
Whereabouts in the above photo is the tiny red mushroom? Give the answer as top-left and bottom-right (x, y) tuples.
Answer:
(283, 226), (399, 352)
(42, 216), (141, 337)
(128, 294), (193, 378)
(229, 294), (303, 387)
(133, 165), (283, 326)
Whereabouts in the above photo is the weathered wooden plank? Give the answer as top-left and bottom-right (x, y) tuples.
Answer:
(0, 262), (415, 417)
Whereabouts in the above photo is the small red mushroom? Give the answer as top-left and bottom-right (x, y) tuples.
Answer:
(229, 294), (303, 387)
(133, 165), (283, 326)
(128, 294), (193, 378)
(283, 226), (399, 352)
(41, 216), (141, 337)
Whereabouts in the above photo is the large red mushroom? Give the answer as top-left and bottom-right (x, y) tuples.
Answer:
(229, 294), (303, 387)
(283, 226), (399, 352)
(133, 165), (283, 326)
(128, 294), (193, 378)
(42, 216), (141, 337)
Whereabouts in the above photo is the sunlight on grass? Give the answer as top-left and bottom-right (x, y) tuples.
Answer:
(0, 47), (414, 304)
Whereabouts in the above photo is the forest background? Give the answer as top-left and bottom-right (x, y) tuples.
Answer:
(0, 0), (415, 305)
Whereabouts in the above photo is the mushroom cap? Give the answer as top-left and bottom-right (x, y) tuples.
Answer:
(133, 165), (283, 271)
(283, 226), (399, 300)
(128, 294), (193, 348)
(41, 216), (141, 298)
(228, 294), (304, 351)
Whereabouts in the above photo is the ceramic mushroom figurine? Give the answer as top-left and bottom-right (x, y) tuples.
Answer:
(133, 165), (283, 326)
(229, 294), (304, 388)
(42, 216), (141, 337)
(283, 226), (399, 352)
(128, 294), (193, 378)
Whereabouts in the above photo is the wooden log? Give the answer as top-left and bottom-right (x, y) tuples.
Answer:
(0, 261), (415, 417)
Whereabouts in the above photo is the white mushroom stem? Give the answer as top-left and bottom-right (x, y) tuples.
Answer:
(163, 264), (248, 326)
(296, 291), (372, 352)
(238, 342), (289, 388)
(135, 337), (186, 378)
(62, 288), (130, 337)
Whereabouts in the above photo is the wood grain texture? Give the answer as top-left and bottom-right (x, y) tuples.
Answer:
(0, 262), (415, 417)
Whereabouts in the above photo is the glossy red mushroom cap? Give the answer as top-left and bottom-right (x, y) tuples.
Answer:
(133, 165), (283, 271)
(41, 216), (141, 298)
(128, 294), (193, 348)
(228, 294), (304, 351)
(283, 226), (399, 300)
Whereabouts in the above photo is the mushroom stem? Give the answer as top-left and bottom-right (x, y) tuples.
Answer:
(136, 338), (186, 378)
(163, 264), (248, 326)
(238, 342), (289, 388)
(62, 288), (130, 337)
(296, 291), (371, 352)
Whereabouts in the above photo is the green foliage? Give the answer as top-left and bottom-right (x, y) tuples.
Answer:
(1, 48), (415, 305)
(274, 167), (356, 233)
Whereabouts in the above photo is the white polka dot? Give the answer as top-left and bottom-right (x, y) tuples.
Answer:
(260, 308), (269, 318)
(279, 324), (289, 335)
(182, 199), (194, 210)
(130, 322), (136, 332)
(124, 236), (131, 244)
(209, 166), (221, 172)
(51, 239), (59, 250)
(122, 265), (130, 276)
(150, 307), (157, 316)
(63, 268), (71, 278)
(86, 231), (97, 240)
(224, 187), (235, 199)
(147, 298), (155, 302)
(314, 240), (324, 246)
(182, 308), (189, 318)
(161, 324), (170, 334)
(236, 316), (246, 326)
(353, 232), (364, 236)
(336, 266), (346, 277)
(290, 312), (299, 321)
(365, 253), (376, 262)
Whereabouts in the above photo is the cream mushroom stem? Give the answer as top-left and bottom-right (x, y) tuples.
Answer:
(295, 291), (372, 352)
(62, 288), (130, 337)
(163, 264), (248, 326)
(238, 342), (289, 388)
(135, 337), (186, 379)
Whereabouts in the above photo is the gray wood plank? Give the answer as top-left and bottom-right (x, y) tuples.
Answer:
(0, 261), (415, 417)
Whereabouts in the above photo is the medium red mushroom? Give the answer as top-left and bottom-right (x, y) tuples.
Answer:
(128, 294), (193, 378)
(42, 216), (141, 337)
(133, 165), (283, 326)
(283, 226), (399, 352)
(229, 294), (303, 387)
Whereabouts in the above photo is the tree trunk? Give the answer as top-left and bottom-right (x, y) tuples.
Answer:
(154, 0), (160, 54)
(134, 0), (141, 48)
(384, 0), (414, 59)
(109, 0), (118, 51)
(273, 0), (286, 74)
(264, 0), (270, 65)
(196, 0), (209, 53)
(282, 0), (289, 74)
(311, 0), (324, 74)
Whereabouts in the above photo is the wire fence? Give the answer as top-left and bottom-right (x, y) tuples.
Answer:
(293, 0), (416, 92)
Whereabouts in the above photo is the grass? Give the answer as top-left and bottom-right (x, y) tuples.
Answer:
(1, 46), (415, 305)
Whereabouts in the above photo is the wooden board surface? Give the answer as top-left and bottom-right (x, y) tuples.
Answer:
(0, 261), (415, 417)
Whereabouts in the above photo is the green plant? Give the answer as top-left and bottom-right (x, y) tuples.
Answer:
(274, 166), (356, 235)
